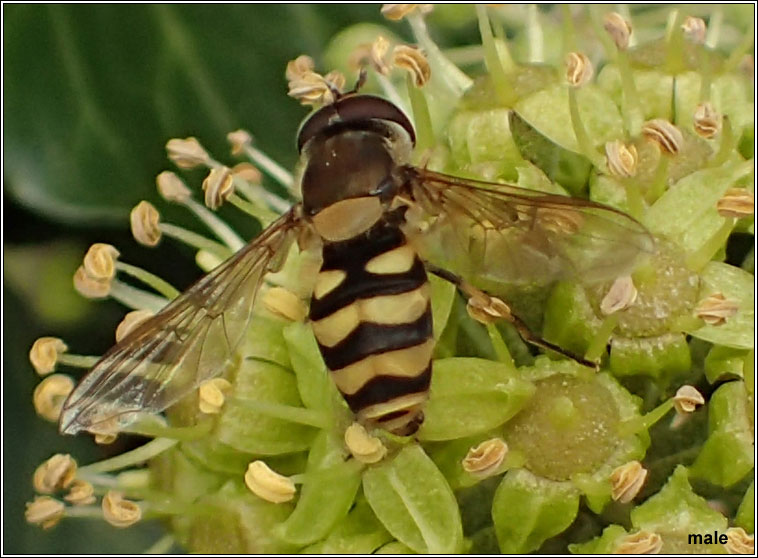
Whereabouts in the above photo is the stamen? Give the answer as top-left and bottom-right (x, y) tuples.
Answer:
(29, 337), (68, 375)
(695, 292), (738, 326)
(717, 188), (754, 219)
(33, 374), (74, 422)
(198, 378), (232, 414)
(381, 4), (432, 21)
(202, 166), (235, 210)
(244, 461), (297, 503)
(156, 171), (192, 203)
(262, 286), (308, 322)
(78, 438), (178, 475)
(344, 422), (387, 464)
(672, 385), (705, 414)
(33, 454), (77, 494)
(115, 309), (154, 342)
(25, 496), (65, 529)
(477, 5), (516, 105)
(82, 244), (119, 281)
(102, 491), (142, 528)
(109, 280), (169, 313)
(601, 275), (637, 315)
(115, 262), (180, 300)
(614, 530), (663, 554)
(564, 52), (604, 168)
(462, 438), (508, 479)
(166, 137), (211, 169)
(725, 527), (754, 555)
(609, 460), (647, 503)
(693, 102), (721, 139)
(64, 479), (96, 506)
(285, 55), (315, 82)
(603, 12), (632, 51)
(73, 265), (111, 299)
(681, 16), (706, 44)
(227, 129), (295, 192)
(130, 201), (162, 247)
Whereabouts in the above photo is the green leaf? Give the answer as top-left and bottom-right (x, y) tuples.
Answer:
(363, 444), (464, 554)
(491, 469), (580, 554)
(418, 357), (535, 441)
(686, 262), (755, 349)
(3, 4), (384, 225)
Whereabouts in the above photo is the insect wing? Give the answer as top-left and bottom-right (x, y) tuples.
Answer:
(405, 168), (654, 286)
(59, 210), (302, 435)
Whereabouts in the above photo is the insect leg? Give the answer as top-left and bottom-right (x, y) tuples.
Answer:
(424, 263), (599, 371)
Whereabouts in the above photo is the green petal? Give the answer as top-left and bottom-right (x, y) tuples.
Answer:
(735, 481), (754, 533)
(704, 345), (750, 383)
(418, 357), (535, 441)
(275, 430), (362, 545)
(568, 525), (628, 554)
(686, 261), (755, 349)
(689, 381), (754, 487)
(609, 332), (692, 382)
(216, 359), (317, 455)
(184, 481), (298, 554)
(363, 444), (464, 554)
(491, 469), (579, 554)
(303, 499), (393, 554)
(630, 466), (728, 553)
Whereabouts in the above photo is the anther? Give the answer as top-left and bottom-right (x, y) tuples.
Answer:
(165, 137), (210, 169)
(344, 422), (387, 464)
(462, 438), (508, 479)
(130, 201), (162, 247)
(29, 337), (68, 376)
(102, 491), (142, 528)
(244, 460), (296, 503)
(609, 460), (647, 503)
(33, 374), (74, 422)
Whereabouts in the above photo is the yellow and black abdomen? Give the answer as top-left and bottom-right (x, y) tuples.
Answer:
(309, 215), (433, 436)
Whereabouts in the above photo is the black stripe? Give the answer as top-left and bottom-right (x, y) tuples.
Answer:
(319, 308), (432, 370)
(309, 258), (426, 321)
(341, 364), (432, 412)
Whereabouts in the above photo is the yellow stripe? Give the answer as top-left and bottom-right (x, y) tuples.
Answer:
(365, 244), (416, 274)
(359, 285), (429, 325)
(313, 270), (346, 299)
(331, 339), (434, 395)
(311, 304), (360, 347)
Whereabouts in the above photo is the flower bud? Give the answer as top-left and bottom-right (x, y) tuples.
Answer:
(166, 137), (210, 169)
(615, 530), (663, 554)
(462, 438), (508, 479)
(392, 45), (431, 87)
(716, 188), (754, 219)
(156, 171), (192, 203)
(681, 16), (707, 44)
(202, 166), (235, 210)
(695, 292), (738, 326)
(33, 454), (77, 494)
(33, 374), (74, 422)
(565, 52), (594, 87)
(130, 201), (162, 247)
(601, 275), (638, 315)
(102, 491), (142, 528)
(198, 378), (232, 414)
(673, 385), (705, 414)
(605, 140), (638, 178)
(29, 337), (68, 376)
(693, 102), (722, 139)
(610, 460), (647, 503)
(115, 309), (154, 342)
(64, 479), (96, 506)
(603, 12), (632, 51)
(344, 422), (387, 464)
(82, 244), (119, 281)
(244, 460), (296, 503)
(25, 496), (65, 530)
(642, 119), (683, 155)
(73, 265), (111, 298)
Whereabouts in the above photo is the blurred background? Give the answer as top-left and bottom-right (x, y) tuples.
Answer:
(3, 4), (752, 554)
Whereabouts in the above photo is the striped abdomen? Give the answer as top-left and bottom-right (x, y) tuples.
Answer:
(309, 216), (433, 436)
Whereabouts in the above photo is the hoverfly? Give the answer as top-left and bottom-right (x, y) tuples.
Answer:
(60, 93), (653, 438)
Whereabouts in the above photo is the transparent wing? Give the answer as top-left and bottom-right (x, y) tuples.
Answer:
(59, 209), (302, 435)
(404, 168), (655, 286)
